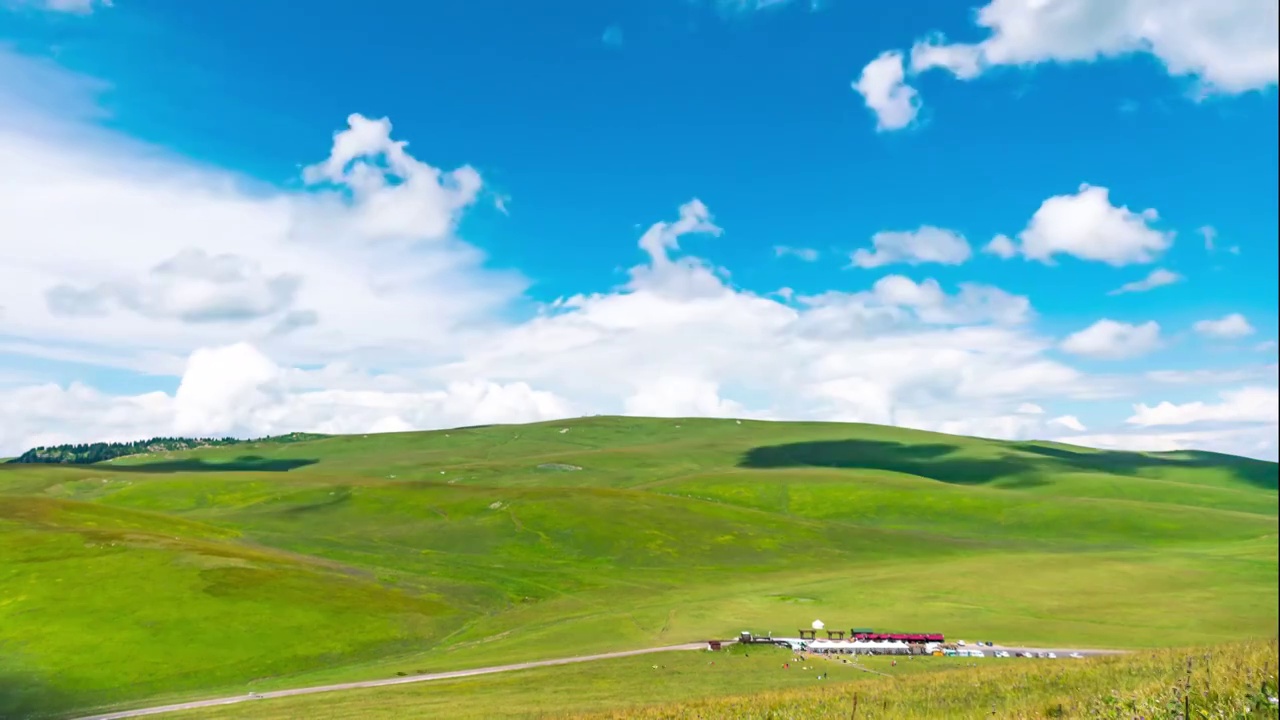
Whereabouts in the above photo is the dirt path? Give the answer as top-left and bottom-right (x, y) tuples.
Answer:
(73, 643), (711, 720)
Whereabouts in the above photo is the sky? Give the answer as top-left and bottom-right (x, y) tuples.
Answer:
(0, 0), (1277, 459)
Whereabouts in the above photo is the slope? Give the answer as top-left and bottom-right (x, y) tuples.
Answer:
(0, 416), (1274, 719)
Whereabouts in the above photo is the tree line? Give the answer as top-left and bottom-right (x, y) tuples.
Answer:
(6, 432), (324, 465)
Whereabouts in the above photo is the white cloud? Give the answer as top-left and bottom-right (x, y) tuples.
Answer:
(997, 184), (1173, 266)
(0, 96), (1092, 458)
(909, 0), (1278, 92)
(853, 51), (921, 132)
(1016, 402), (1044, 414)
(1048, 414), (1087, 432)
(1108, 268), (1183, 295)
(850, 226), (972, 268)
(1145, 364), (1278, 385)
(1060, 319), (1162, 360)
(624, 377), (744, 418)
(0, 104), (524, 373)
(0, 47), (1272, 463)
(774, 245), (819, 262)
(865, 0), (1278, 133)
(1194, 313), (1255, 339)
(1127, 386), (1278, 427)
(0, 348), (577, 452)
(983, 234), (1017, 259)
(1062, 424), (1278, 460)
(910, 35), (983, 79)
(45, 249), (306, 325)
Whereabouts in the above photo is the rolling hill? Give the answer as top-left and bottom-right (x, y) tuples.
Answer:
(0, 416), (1275, 719)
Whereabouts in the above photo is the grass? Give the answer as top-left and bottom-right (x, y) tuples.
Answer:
(574, 639), (1280, 719)
(154, 640), (1280, 719)
(0, 416), (1275, 719)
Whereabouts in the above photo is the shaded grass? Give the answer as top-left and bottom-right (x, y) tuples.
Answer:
(740, 438), (1279, 490)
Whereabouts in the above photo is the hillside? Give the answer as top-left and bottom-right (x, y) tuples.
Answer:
(0, 416), (1275, 719)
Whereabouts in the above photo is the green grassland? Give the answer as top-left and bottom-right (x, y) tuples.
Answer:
(0, 416), (1275, 718)
(156, 639), (1280, 720)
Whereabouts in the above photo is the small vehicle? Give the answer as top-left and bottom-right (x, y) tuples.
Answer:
(1046, 652), (1058, 659)
(1068, 652), (1084, 659)
(956, 640), (966, 646)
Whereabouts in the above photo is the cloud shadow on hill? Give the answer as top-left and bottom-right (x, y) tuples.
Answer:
(95, 455), (319, 473)
(0, 668), (75, 720)
(738, 440), (1027, 486)
(738, 439), (1278, 490)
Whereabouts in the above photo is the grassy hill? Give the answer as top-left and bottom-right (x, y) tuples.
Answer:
(0, 416), (1275, 718)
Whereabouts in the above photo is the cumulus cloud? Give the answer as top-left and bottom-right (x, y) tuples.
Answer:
(911, 0), (1274, 125)
(1108, 268), (1183, 295)
(624, 377), (745, 418)
(45, 249), (305, 324)
(1193, 313), (1255, 339)
(1060, 319), (1162, 360)
(993, 184), (1173, 266)
(850, 226), (972, 268)
(1145, 364), (1278, 385)
(1048, 414), (1087, 432)
(0, 104), (524, 373)
(909, 34), (983, 79)
(0, 47), (1270, 461)
(301, 113), (484, 244)
(853, 51), (921, 131)
(863, 0), (1278, 132)
(984, 234), (1017, 259)
(1063, 425), (1278, 459)
(0, 120), (1092, 458)
(0, 345), (577, 452)
(1127, 386), (1278, 427)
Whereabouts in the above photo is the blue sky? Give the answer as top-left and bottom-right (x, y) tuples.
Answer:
(0, 0), (1276, 458)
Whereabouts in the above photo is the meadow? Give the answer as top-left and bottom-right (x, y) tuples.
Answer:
(154, 639), (1280, 719)
(0, 416), (1275, 718)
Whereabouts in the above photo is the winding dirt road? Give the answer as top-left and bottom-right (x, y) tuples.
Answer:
(73, 643), (710, 720)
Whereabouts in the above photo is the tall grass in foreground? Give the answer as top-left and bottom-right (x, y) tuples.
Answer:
(575, 639), (1279, 719)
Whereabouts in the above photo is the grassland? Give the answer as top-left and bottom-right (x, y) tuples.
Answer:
(153, 639), (1279, 719)
(0, 416), (1275, 718)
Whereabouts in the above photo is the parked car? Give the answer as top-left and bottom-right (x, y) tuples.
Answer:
(1068, 652), (1084, 659)
(1047, 652), (1058, 659)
